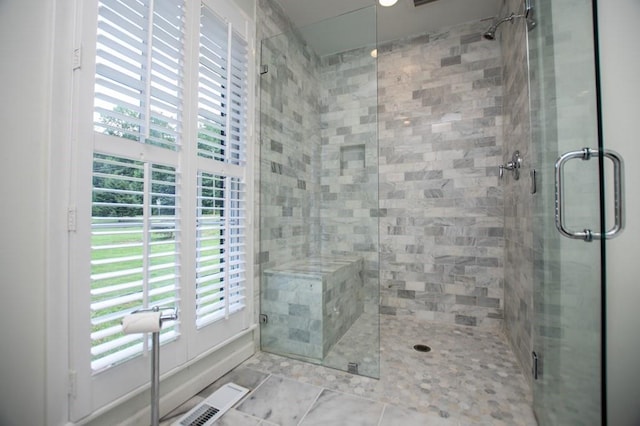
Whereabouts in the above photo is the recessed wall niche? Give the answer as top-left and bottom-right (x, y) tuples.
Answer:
(340, 144), (366, 175)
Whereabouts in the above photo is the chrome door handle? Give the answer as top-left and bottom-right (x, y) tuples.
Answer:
(554, 147), (624, 241)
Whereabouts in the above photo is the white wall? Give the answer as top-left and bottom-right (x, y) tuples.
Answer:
(599, 1), (640, 425)
(0, 0), (54, 424)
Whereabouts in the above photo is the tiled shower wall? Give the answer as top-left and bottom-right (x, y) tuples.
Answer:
(500, 0), (534, 385)
(258, 2), (512, 329)
(257, 0), (322, 271)
(377, 21), (505, 328)
(255, 0), (321, 335)
(319, 49), (379, 309)
(257, 0), (380, 315)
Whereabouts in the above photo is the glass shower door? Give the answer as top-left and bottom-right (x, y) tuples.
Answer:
(528, 0), (617, 424)
(258, 6), (380, 378)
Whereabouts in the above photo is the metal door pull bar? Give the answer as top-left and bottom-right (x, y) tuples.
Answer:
(554, 147), (624, 241)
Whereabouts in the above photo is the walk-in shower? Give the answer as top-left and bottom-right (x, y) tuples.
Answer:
(257, 0), (616, 423)
(258, 6), (380, 378)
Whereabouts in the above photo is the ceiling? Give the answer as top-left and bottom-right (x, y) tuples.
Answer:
(274, 0), (502, 56)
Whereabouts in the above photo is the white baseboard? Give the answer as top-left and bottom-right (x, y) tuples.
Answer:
(81, 330), (256, 426)
(127, 340), (255, 426)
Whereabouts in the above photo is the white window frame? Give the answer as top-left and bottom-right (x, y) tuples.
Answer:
(68, 0), (255, 420)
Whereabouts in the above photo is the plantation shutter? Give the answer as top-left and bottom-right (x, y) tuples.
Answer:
(228, 32), (248, 165)
(89, 0), (184, 374)
(90, 154), (180, 372)
(71, 0), (253, 418)
(197, 4), (248, 165)
(94, 0), (183, 150)
(194, 4), (248, 329)
(195, 173), (246, 328)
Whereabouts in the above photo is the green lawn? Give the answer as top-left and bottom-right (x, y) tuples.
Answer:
(90, 219), (223, 365)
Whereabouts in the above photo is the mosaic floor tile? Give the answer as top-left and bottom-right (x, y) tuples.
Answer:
(246, 315), (537, 425)
(379, 405), (456, 426)
(164, 316), (537, 426)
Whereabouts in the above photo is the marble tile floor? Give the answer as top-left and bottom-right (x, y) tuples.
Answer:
(161, 316), (538, 426)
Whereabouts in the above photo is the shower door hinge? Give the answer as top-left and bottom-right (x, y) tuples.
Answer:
(260, 65), (268, 75)
(72, 46), (82, 71)
(259, 314), (268, 324)
(68, 370), (77, 397)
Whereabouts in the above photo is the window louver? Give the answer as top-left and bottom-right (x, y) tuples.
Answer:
(197, 5), (248, 165)
(195, 173), (246, 328)
(90, 153), (180, 372)
(94, 0), (184, 150)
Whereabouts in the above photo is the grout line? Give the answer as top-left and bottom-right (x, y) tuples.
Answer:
(314, 383), (383, 406)
(235, 372), (273, 407)
(231, 407), (272, 425)
(377, 403), (388, 426)
(296, 387), (325, 425)
(214, 372), (274, 424)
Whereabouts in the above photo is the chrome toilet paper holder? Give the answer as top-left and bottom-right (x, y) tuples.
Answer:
(126, 306), (178, 426)
(131, 305), (178, 323)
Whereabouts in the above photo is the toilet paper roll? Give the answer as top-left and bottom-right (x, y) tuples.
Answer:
(121, 311), (162, 334)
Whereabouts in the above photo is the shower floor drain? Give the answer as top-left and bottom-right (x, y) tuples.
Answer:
(413, 344), (431, 353)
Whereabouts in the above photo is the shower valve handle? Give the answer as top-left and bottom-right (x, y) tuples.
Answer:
(499, 151), (522, 180)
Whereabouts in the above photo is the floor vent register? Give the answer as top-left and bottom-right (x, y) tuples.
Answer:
(173, 382), (249, 426)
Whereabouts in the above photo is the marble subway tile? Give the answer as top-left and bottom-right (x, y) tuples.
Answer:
(501, 0), (536, 386)
(259, 0), (512, 355)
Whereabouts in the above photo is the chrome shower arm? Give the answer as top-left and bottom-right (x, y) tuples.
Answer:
(483, 0), (536, 40)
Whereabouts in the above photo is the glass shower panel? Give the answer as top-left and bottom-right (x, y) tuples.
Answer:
(529, 0), (604, 423)
(259, 6), (379, 378)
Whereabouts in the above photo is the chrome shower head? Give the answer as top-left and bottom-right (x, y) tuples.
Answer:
(483, 26), (497, 40)
(483, 0), (536, 41)
(482, 14), (517, 41)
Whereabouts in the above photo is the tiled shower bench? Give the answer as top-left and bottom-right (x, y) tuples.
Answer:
(261, 255), (364, 362)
